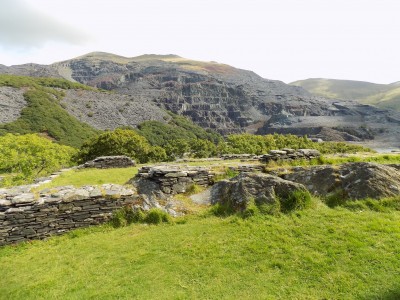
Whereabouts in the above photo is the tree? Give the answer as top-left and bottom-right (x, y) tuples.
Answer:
(78, 129), (153, 163)
(0, 134), (76, 186)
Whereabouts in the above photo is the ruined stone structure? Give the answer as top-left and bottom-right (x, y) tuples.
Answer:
(136, 165), (214, 194)
(80, 156), (136, 169)
(259, 148), (321, 163)
(0, 184), (137, 246)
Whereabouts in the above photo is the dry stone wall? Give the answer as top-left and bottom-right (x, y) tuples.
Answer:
(259, 148), (321, 163)
(136, 165), (214, 194)
(0, 184), (137, 246)
(79, 156), (136, 169)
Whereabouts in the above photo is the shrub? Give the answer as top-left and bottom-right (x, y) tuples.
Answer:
(0, 133), (76, 186)
(78, 129), (153, 163)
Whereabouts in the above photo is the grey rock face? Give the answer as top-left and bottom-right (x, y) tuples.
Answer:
(61, 90), (168, 130)
(210, 173), (308, 212)
(3, 53), (400, 146)
(283, 162), (400, 200)
(0, 87), (27, 124)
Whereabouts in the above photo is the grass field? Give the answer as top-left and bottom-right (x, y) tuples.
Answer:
(37, 167), (138, 189)
(1, 204), (400, 299)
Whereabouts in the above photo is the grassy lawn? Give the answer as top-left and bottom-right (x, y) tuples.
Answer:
(38, 167), (138, 189)
(1, 205), (400, 299)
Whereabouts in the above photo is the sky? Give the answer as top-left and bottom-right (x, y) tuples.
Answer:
(0, 0), (399, 84)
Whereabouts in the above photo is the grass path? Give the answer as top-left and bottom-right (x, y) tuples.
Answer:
(1, 206), (400, 299)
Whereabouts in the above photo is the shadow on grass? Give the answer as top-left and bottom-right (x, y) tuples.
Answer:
(363, 288), (400, 300)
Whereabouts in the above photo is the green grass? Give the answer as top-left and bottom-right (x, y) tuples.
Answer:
(37, 167), (138, 188)
(1, 206), (400, 299)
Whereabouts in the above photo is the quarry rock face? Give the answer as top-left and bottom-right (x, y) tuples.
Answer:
(210, 173), (308, 212)
(3, 52), (400, 146)
(0, 87), (27, 123)
(283, 162), (400, 200)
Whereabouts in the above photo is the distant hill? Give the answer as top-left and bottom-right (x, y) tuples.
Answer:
(291, 78), (400, 111)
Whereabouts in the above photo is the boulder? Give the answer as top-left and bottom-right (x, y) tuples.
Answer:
(210, 173), (308, 212)
(283, 165), (340, 195)
(283, 162), (400, 200)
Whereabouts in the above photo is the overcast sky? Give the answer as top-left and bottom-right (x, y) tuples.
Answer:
(0, 0), (399, 84)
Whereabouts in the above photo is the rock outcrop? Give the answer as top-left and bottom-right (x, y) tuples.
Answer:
(0, 87), (27, 124)
(80, 156), (136, 169)
(282, 162), (400, 200)
(210, 173), (308, 212)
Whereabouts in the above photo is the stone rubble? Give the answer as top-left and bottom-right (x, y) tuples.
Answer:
(79, 156), (136, 169)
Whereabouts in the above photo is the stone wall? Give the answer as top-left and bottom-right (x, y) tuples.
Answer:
(0, 184), (137, 246)
(136, 165), (214, 194)
(79, 156), (135, 169)
(259, 148), (321, 163)
(221, 154), (259, 160)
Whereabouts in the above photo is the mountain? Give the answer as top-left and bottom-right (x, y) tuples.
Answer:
(2, 52), (400, 148)
(291, 78), (400, 111)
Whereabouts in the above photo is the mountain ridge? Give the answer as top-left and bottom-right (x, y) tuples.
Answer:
(1, 52), (400, 148)
(291, 78), (400, 111)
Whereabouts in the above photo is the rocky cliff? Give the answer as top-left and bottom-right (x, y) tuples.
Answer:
(2, 52), (400, 146)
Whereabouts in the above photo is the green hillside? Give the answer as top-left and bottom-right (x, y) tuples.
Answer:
(0, 75), (99, 148)
(291, 78), (400, 111)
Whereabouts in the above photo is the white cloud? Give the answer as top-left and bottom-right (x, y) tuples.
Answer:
(0, 0), (88, 49)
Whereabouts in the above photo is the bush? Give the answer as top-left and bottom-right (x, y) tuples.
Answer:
(0, 133), (76, 186)
(78, 129), (153, 163)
